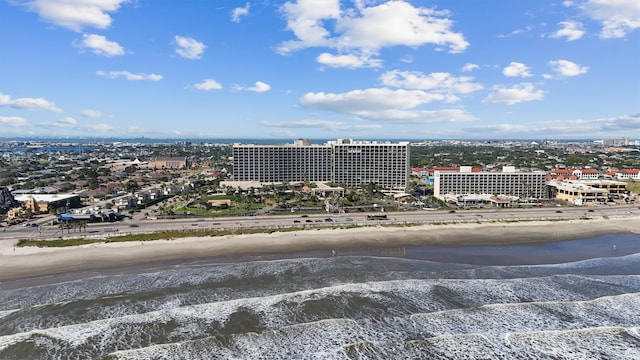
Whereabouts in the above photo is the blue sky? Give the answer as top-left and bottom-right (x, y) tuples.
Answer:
(1, 0), (639, 140)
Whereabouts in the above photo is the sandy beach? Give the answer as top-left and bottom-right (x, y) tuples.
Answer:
(1, 216), (639, 281)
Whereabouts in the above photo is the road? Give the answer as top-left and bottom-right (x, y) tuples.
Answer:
(2, 204), (638, 244)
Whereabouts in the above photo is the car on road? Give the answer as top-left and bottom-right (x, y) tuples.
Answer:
(345, 218), (353, 222)
(293, 220), (301, 223)
(305, 219), (313, 223)
(324, 218), (333, 222)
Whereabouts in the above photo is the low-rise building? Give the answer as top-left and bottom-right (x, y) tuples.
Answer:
(548, 182), (609, 205)
(14, 193), (81, 213)
(148, 157), (188, 169)
(115, 196), (136, 209)
(547, 168), (599, 181)
(612, 169), (640, 180)
(576, 180), (627, 195)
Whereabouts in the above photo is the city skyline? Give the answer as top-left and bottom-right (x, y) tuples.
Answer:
(1, 0), (639, 140)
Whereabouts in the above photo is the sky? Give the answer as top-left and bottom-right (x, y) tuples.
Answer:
(0, 0), (639, 140)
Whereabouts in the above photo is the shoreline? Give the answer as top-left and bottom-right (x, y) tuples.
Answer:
(1, 217), (639, 281)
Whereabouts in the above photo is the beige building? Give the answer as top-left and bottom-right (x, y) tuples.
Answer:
(577, 180), (627, 195)
(15, 193), (81, 213)
(148, 157), (188, 169)
(548, 182), (609, 205)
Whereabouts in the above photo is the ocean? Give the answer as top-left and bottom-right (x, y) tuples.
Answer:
(1, 234), (639, 359)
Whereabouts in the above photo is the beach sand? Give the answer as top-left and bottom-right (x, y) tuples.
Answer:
(1, 217), (639, 281)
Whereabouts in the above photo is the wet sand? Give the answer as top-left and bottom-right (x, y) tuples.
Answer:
(0, 217), (639, 281)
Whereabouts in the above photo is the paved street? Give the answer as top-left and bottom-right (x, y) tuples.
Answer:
(2, 205), (638, 247)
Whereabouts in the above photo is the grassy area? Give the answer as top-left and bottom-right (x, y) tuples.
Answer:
(17, 238), (101, 248)
(15, 215), (596, 249)
(625, 180), (640, 195)
(16, 225), (360, 248)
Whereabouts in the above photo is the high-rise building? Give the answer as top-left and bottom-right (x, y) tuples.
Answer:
(232, 141), (332, 183)
(232, 139), (409, 190)
(434, 168), (547, 199)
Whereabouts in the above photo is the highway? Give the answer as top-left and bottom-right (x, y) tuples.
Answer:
(2, 204), (638, 243)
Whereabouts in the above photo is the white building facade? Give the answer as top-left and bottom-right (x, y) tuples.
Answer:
(233, 139), (409, 190)
(434, 169), (548, 200)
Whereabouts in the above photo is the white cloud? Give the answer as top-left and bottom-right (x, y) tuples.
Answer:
(353, 109), (476, 123)
(503, 62), (532, 77)
(89, 123), (114, 131)
(460, 123), (533, 136)
(462, 63), (479, 72)
(278, 0), (341, 53)
(598, 113), (640, 131)
(260, 119), (381, 132)
(174, 36), (206, 59)
(301, 88), (446, 112)
(316, 53), (382, 68)
(59, 117), (77, 125)
(510, 24), (535, 36)
(96, 70), (162, 81)
(400, 54), (414, 63)
(482, 83), (545, 105)
(548, 59), (589, 77)
(193, 79), (223, 91)
(242, 81), (271, 93)
(80, 109), (107, 118)
(335, 2), (469, 53)
(579, 0), (640, 38)
(19, 0), (130, 31)
(0, 92), (62, 112)
(77, 34), (125, 56)
(40, 117), (115, 132)
(380, 70), (483, 95)
(300, 87), (475, 123)
(0, 116), (28, 127)
(460, 113), (640, 138)
(551, 21), (585, 41)
(232, 3), (250, 23)
(278, 0), (468, 67)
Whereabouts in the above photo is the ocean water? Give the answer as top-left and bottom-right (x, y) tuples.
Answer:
(1, 234), (639, 359)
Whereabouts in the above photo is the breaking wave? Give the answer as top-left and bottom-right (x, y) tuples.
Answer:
(1, 236), (639, 359)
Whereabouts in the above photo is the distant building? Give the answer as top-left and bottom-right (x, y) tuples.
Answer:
(611, 169), (640, 180)
(233, 139), (409, 190)
(104, 159), (145, 171)
(602, 138), (631, 146)
(434, 169), (547, 200)
(148, 157), (188, 169)
(547, 168), (599, 181)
